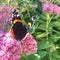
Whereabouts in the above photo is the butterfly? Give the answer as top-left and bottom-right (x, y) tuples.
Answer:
(10, 9), (27, 41)
(10, 9), (37, 41)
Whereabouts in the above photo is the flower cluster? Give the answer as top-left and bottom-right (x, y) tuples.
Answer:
(0, 6), (12, 32)
(0, 32), (37, 60)
(42, 3), (60, 15)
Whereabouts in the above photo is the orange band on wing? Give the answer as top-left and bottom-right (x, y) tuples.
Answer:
(13, 20), (22, 24)
(10, 28), (15, 38)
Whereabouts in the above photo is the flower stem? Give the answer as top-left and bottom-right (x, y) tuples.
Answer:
(46, 13), (51, 60)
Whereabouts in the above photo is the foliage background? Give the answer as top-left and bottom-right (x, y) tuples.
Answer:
(0, 0), (60, 60)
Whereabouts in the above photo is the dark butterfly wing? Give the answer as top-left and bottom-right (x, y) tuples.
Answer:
(12, 22), (27, 41)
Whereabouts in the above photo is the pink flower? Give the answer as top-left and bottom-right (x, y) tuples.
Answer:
(22, 33), (37, 55)
(54, 4), (60, 15)
(42, 3), (60, 15)
(0, 31), (4, 37)
(42, 3), (54, 14)
(0, 6), (12, 32)
(0, 32), (37, 60)
(0, 6), (12, 22)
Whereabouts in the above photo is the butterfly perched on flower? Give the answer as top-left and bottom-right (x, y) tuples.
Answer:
(10, 8), (37, 41)
(10, 9), (27, 41)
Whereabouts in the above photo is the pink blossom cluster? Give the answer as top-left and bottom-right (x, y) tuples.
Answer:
(42, 3), (60, 15)
(0, 6), (12, 32)
(0, 32), (37, 60)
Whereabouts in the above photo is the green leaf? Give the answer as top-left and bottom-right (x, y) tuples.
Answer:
(55, 44), (60, 49)
(20, 53), (27, 60)
(36, 32), (47, 38)
(20, 53), (41, 60)
(52, 34), (60, 42)
(37, 51), (47, 58)
(38, 43), (52, 50)
(51, 51), (60, 59)
(0, 0), (3, 4)
(29, 25), (36, 34)
(27, 54), (40, 60)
